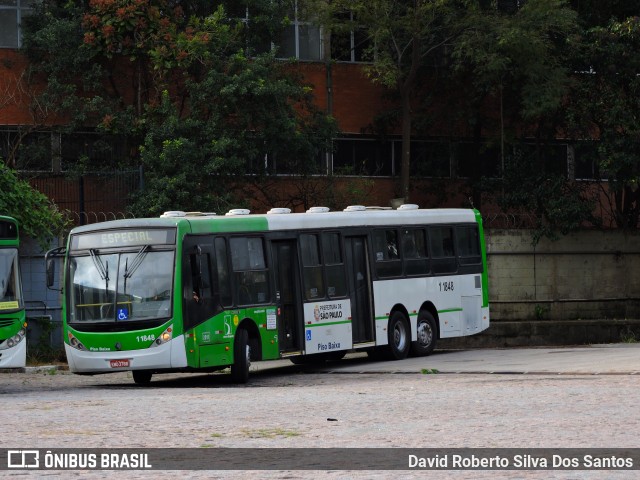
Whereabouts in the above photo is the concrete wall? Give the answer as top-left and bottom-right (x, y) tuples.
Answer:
(486, 229), (640, 321)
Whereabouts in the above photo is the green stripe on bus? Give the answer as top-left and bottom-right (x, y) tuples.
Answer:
(438, 308), (464, 314)
(305, 320), (352, 327)
(474, 209), (490, 309)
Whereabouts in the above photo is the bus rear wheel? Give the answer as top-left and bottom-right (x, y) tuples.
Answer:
(231, 329), (250, 384)
(411, 312), (437, 356)
(132, 370), (152, 385)
(387, 311), (410, 360)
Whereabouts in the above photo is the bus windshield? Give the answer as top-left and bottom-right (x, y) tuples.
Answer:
(0, 249), (22, 308)
(68, 248), (174, 324)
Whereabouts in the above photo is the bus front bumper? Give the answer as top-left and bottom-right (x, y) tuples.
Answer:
(65, 334), (187, 373)
(0, 338), (26, 368)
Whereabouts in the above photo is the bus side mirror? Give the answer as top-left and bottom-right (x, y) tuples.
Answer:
(45, 246), (66, 290)
(46, 258), (55, 288)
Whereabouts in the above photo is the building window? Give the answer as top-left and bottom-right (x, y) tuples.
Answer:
(455, 141), (501, 179)
(330, 11), (370, 63)
(333, 137), (392, 176)
(395, 140), (452, 178)
(0, 0), (34, 48)
(513, 142), (568, 177)
(572, 141), (600, 180)
(276, 2), (322, 60)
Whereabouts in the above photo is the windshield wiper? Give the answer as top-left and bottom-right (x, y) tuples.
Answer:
(89, 249), (109, 290)
(123, 245), (149, 294)
(124, 245), (149, 280)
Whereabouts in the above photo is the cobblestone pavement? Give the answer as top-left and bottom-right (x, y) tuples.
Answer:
(2, 348), (640, 480)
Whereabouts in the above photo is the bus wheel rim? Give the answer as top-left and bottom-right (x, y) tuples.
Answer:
(417, 320), (432, 347)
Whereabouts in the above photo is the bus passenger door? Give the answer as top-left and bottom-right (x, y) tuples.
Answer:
(272, 240), (303, 353)
(344, 236), (374, 344)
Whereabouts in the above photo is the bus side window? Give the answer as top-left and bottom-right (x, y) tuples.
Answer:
(457, 225), (482, 266)
(183, 247), (217, 330)
(372, 229), (402, 278)
(214, 237), (233, 307)
(402, 228), (429, 276)
(300, 233), (325, 300)
(322, 232), (346, 298)
(230, 237), (270, 306)
(429, 226), (457, 274)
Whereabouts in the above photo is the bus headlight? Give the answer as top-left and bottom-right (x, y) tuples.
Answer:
(150, 325), (173, 348)
(68, 332), (86, 351)
(0, 328), (26, 350)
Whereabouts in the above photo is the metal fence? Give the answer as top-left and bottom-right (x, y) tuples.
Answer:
(22, 168), (142, 226)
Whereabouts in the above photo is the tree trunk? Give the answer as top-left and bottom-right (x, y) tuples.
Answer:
(400, 89), (412, 203)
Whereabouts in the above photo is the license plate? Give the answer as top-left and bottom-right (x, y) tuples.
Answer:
(110, 359), (130, 368)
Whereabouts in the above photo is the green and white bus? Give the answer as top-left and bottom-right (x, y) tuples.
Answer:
(0, 215), (27, 368)
(47, 205), (489, 384)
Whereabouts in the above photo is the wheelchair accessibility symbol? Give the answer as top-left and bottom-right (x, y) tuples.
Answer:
(306, 330), (312, 341)
(117, 308), (129, 321)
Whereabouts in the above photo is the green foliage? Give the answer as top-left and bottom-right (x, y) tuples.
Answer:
(495, 147), (598, 244)
(26, 316), (66, 366)
(0, 164), (69, 249)
(22, 1), (336, 214)
(567, 16), (640, 228)
(452, 0), (578, 121)
(130, 50), (337, 216)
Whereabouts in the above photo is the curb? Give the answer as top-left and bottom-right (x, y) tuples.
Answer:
(0, 365), (69, 374)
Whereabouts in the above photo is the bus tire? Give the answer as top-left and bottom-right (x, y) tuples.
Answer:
(387, 311), (410, 360)
(132, 370), (152, 385)
(231, 329), (250, 384)
(411, 312), (437, 356)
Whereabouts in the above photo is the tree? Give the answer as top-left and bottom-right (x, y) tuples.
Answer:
(21, 1), (337, 214)
(0, 164), (69, 248)
(131, 53), (336, 216)
(315, 0), (467, 203)
(438, 0), (602, 240)
(567, 16), (640, 228)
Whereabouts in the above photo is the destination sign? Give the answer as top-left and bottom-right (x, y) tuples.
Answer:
(72, 229), (176, 250)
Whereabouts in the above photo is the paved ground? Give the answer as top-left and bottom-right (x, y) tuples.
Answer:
(2, 344), (640, 479)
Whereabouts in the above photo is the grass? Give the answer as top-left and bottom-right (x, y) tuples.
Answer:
(240, 428), (301, 439)
(26, 347), (67, 367)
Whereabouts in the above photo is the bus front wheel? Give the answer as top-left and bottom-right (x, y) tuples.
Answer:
(231, 329), (250, 384)
(132, 370), (152, 385)
(411, 312), (437, 356)
(387, 311), (410, 360)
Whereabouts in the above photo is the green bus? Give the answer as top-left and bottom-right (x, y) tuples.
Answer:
(47, 205), (489, 384)
(0, 215), (26, 368)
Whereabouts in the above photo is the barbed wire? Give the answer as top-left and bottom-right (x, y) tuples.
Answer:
(481, 213), (543, 229)
(62, 210), (136, 227)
